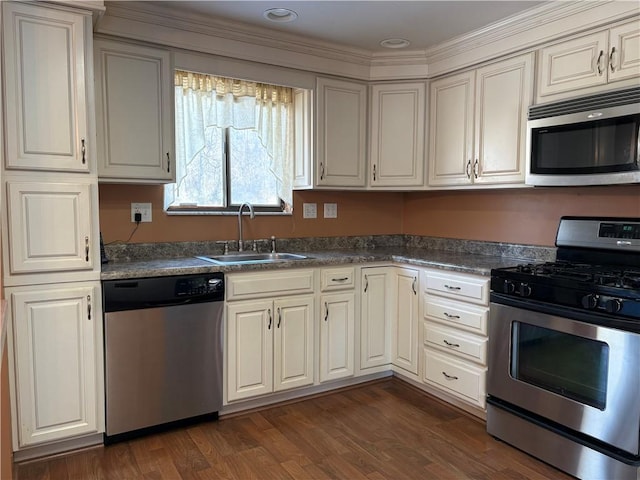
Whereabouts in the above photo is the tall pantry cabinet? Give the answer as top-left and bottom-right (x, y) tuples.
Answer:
(1, 1), (104, 455)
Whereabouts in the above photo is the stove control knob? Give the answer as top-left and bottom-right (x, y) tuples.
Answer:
(581, 294), (598, 310)
(605, 299), (623, 314)
(518, 283), (532, 297)
(502, 280), (515, 294)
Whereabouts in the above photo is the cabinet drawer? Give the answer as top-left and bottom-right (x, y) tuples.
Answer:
(226, 270), (315, 301)
(424, 323), (487, 365)
(424, 295), (488, 335)
(424, 270), (489, 305)
(320, 267), (355, 291)
(423, 348), (486, 408)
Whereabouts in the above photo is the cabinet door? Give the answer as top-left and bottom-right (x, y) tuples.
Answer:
(474, 53), (533, 185)
(10, 283), (102, 446)
(273, 295), (314, 392)
(227, 300), (273, 401)
(319, 293), (355, 382)
(608, 21), (640, 83)
(316, 78), (367, 187)
(7, 182), (94, 274)
(94, 40), (174, 182)
(428, 72), (475, 186)
(537, 31), (609, 98)
(2, 2), (90, 172)
(360, 268), (391, 369)
(392, 268), (419, 375)
(370, 83), (425, 187)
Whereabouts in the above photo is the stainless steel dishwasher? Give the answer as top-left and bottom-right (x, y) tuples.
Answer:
(102, 273), (224, 443)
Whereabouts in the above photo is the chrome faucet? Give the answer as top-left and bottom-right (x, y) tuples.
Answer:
(237, 202), (255, 252)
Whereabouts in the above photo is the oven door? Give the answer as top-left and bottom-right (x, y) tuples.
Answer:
(488, 299), (640, 455)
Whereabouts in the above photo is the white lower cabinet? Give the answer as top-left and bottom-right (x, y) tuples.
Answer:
(226, 295), (314, 402)
(360, 267), (391, 370)
(319, 292), (355, 382)
(9, 282), (103, 447)
(422, 269), (489, 410)
(225, 270), (315, 402)
(392, 268), (419, 375)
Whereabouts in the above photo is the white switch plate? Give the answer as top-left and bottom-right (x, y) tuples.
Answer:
(303, 203), (317, 219)
(131, 202), (152, 222)
(324, 203), (338, 218)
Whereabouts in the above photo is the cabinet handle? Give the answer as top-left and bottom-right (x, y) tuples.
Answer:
(466, 160), (471, 179)
(443, 312), (461, 319)
(609, 46), (616, 73)
(320, 162), (325, 181)
(324, 302), (329, 322)
(412, 277), (417, 295)
(332, 277), (349, 282)
(364, 275), (369, 293)
(277, 307), (282, 328)
(87, 295), (92, 320)
(81, 138), (86, 164)
(373, 164), (377, 181)
(442, 371), (459, 380)
(267, 309), (272, 330)
(85, 236), (90, 262)
(473, 159), (479, 179)
(443, 339), (460, 348)
(596, 50), (604, 75)
(444, 284), (461, 291)
(166, 152), (171, 173)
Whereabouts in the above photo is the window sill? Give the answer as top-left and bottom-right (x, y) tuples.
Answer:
(165, 210), (292, 217)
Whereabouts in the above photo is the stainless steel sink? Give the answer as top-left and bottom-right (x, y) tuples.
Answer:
(196, 252), (308, 265)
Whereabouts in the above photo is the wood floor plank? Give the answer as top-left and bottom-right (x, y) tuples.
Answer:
(14, 379), (574, 480)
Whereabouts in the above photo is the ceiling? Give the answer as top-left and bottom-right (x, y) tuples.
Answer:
(154, 1), (547, 53)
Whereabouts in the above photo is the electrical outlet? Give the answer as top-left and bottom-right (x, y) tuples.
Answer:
(131, 203), (152, 222)
(324, 203), (338, 219)
(303, 203), (317, 219)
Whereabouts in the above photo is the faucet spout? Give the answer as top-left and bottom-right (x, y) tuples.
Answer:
(237, 203), (255, 252)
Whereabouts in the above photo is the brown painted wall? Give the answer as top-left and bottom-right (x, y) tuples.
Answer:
(99, 185), (404, 244)
(404, 185), (640, 246)
(99, 184), (640, 248)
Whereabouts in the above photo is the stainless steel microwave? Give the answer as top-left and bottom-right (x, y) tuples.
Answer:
(526, 87), (640, 186)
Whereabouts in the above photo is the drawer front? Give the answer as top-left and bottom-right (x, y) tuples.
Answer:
(424, 295), (488, 335)
(424, 270), (489, 305)
(227, 270), (315, 301)
(423, 348), (486, 408)
(424, 323), (487, 365)
(320, 267), (355, 291)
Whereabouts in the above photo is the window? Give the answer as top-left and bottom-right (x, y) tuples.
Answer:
(165, 71), (296, 213)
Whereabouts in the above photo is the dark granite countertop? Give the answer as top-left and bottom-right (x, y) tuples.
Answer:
(100, 247), (540, 281)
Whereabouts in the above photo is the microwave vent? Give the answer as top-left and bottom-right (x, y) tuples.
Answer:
(528, 87), (640, 120)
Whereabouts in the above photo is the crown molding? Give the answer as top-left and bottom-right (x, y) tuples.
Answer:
(96, 1), (640, 81)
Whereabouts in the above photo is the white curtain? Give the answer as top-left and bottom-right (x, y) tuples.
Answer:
(170, 70), (294, 208)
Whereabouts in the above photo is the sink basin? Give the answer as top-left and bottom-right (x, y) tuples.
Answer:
(196, 252), (308, 265)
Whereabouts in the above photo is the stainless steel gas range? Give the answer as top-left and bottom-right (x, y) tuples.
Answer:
(487, 216), (640, 480)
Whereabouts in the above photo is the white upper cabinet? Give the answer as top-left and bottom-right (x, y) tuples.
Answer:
(428, 53), (533, 187)
(369, 83), (425, 188)
(2, 2), (92, 173)
(315, 77), (367, 188)
(537, 20), (640, 102)
(94, 39), (174, 182)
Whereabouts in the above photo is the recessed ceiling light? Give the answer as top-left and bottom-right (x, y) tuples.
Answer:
(263, 8), (298, 23)
(380, 38), (411, 49)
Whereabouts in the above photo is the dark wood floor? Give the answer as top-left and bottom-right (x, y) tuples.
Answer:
(14, 379), (572, 480)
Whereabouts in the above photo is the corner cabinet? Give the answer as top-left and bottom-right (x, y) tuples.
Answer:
(2, 2), (91, 173)
(369, 83), (425, 188)
(94, 39), (174, 183)
(225, 270), (315, 402)
(537, 20), (640, 102)
(8, 282), (103, 447)
(315, 77), (367, 188)
(428, 53), (533, 187)
(359, 267), (391, 370)
(391, 267), (419, 375)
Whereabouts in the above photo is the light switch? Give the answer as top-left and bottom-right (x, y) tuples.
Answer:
(303, 203), (317, 219)
(324, 203), (338, 218)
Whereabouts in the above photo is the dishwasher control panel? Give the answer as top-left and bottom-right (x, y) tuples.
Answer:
(176, 275), (224, 297)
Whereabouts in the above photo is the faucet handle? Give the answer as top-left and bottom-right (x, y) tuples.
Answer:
(216, 240), (229, 255)
(252, 240), (258, 252)
(270, 235), (277, 254)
